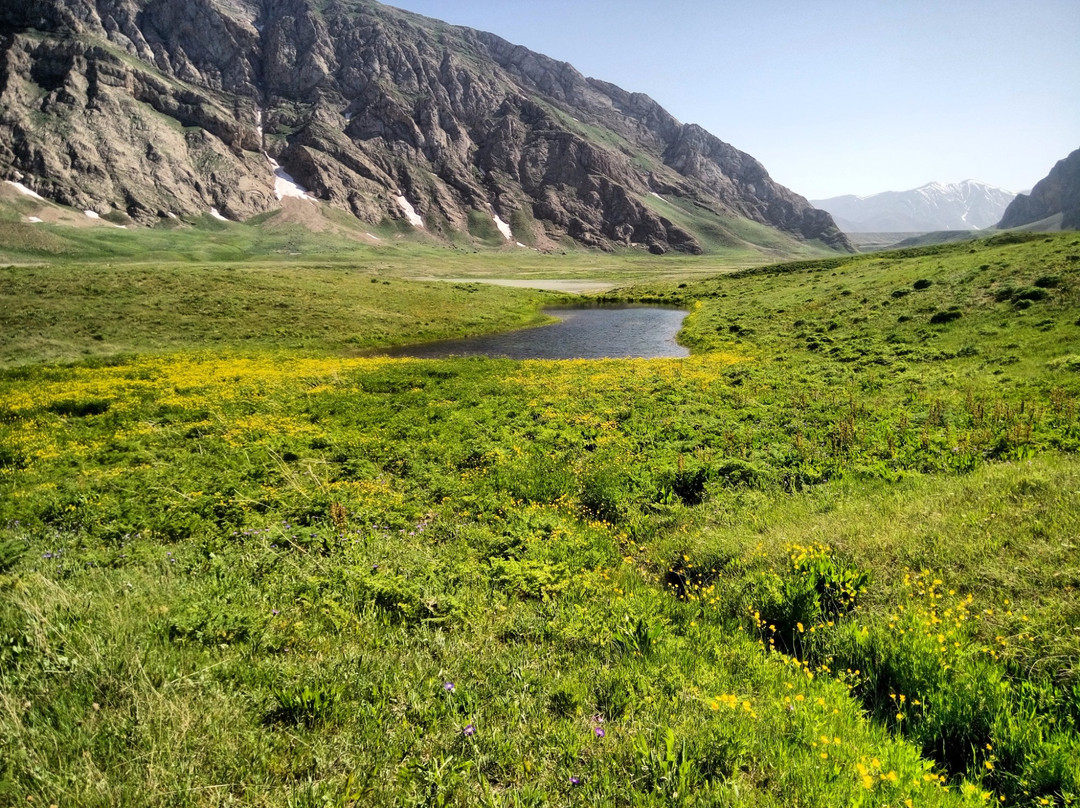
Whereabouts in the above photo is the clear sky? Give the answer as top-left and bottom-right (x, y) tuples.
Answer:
(384, 0), (1080, 200)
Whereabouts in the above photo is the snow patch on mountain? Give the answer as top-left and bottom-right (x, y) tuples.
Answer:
(492, 212), (513, 241)
(6, 180), (45, 200)
(396, 194), (424, 228)
(269, 157), (316, 202)
(813, 180), (1016, 232)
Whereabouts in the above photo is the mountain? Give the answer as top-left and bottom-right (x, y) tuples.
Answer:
(812, 181), (1015, 233)
(997, 148), (1080, 231)
(0, 0), (851, 255)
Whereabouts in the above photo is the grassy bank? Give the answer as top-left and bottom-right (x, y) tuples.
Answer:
(0, 264), (561, 367)
(1, 232), (1078, 806)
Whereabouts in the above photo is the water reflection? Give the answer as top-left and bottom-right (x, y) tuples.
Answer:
(377, 306), (689, 360)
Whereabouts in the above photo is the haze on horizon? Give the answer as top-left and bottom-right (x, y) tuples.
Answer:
(386, 0), (1080, 201)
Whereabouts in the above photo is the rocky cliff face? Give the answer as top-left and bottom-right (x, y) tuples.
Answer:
(0, 0), (852, 253)
(997, 148), (1080, 232)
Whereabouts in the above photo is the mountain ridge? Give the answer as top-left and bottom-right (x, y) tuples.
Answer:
(812, 180), (1015, 233)
(997, 148), (1080, 231)
(0, 0), (851, 254)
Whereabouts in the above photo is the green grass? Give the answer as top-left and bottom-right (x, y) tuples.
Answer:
(1, 230), (1079, 806)
(0, 263), (560, 366)
(638, 192), (832, 259)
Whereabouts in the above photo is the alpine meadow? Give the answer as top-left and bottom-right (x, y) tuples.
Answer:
(2, 0), (1080, 805)
(2, 224), (1079, 806)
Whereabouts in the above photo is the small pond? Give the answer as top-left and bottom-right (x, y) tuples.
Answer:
(376, 306), (689, 360)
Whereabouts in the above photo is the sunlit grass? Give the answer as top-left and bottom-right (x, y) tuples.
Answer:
(1, 230), (1078, 806)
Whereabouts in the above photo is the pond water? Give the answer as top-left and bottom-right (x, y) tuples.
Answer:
(377, 306), (689, 360)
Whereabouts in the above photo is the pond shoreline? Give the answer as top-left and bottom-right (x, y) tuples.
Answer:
(370, 305), (690, 360)
(408, 276), (622, 294)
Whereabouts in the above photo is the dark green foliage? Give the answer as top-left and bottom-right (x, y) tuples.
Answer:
(632, 727), (701, 801)
(168, 602), (257, 646)
(269, 683), (343, 726)
(46, 398), (110, 417)
(580, 466), (633, 522)
(748, 548), (869, 654)
(0, 537), (24, 573)
(1012, 287), (1049, 303)
(664, 463), (713, 504)
(929, 310), (962, 324)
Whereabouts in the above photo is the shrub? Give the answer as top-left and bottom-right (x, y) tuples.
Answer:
(633, 727), (701, 801)
(929, 310), (962, 325)
(1047, 354), (1080, 372)
(580, 466), (633, 522)
(495, 452), (576, 504)
(168, 602), (256, 646)
(713, 459), (767, 488)
(490, 558), (568, 601)
(663, 463), (713, 504)
(748, 545), (869, 655)
(355, 569), (461, 624)
(1012, 287), (1048, 303)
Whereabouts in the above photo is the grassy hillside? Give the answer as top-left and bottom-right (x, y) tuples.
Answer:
(1, 231), (1078, 806)
(0, 187), (838, 269)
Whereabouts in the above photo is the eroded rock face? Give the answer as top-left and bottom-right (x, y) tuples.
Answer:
(0, 0), (852, 251)
(998, 148), (1080, 232)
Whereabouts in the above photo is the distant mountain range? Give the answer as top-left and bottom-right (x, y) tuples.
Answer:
(813, 181), (1016, 233)
(0, 0), (851, 255)
(997, 148), (1080, 231)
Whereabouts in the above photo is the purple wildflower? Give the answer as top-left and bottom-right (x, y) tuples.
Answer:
(570, 776), (581, 786)
(443, 682), (455, 692)
(271, 609), (280, 616)
(594, 727), (605, 738)
(463, 723), (476, 736)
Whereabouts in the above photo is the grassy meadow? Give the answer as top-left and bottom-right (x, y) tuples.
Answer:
(1, 227), (1079, 806)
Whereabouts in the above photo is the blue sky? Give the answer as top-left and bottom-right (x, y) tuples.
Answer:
(385, 0), (1080, 199)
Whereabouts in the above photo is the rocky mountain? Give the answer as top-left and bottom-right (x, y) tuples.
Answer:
(0, 0), (851, 254)
(813, 181), (1015, 233)
(997, 148), (1080, 232)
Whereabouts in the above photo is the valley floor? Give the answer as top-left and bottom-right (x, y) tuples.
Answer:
(1, 232), (1079, 806)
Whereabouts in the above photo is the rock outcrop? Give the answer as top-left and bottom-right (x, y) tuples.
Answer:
(0, 0), (852, 253)
(997, 148), (1080, 232)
